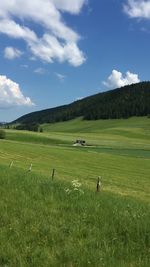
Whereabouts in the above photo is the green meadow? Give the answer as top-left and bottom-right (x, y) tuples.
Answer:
(0, 117), (150, 267)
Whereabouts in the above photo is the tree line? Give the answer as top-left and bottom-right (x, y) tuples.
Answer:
(13, 82), (150, 125)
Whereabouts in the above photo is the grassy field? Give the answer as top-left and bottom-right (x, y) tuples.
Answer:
(0, 117), (150, 266)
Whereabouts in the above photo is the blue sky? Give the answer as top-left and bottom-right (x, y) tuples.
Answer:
(0, 0), (150, 122)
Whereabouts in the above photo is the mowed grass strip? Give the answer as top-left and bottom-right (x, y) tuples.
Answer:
(0, 164), (149, 267)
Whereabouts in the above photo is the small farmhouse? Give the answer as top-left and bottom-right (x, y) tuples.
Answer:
(73, 139), (86, 146)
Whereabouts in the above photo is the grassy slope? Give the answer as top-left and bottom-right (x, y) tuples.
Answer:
(42, 116), (150, 133)
(1, 117), (150, 201)
(0, 165), (149, 267)
(42, 116), (150, 147)
(0, 117), (150, 266)
(7, 116), (150, 148)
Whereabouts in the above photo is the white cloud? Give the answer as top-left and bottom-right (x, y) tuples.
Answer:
(103, 70), (140, 89)
(29, 34), (85, 67)
(51, 0), (87, 14)
(34, 68), (46, 75)
(0, 0), (86, 66)
(4, 46), (23, 59)
(124, 0), (150, 19)
(0, 19), (37, 42)
(0, 75), (34, 108)
(55, 72), (66, 82)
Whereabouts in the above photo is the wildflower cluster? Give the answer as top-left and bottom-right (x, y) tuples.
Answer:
(72, 179), (81, 188)
(64, 179), (84, 195)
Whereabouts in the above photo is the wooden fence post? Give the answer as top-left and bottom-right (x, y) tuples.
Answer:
(52, 168), (55, 180)
(9, 161), (13, 168)
(96, 176), (101, 192)
(28, 164), (32, 172)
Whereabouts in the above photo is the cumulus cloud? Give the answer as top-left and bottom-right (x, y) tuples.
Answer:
(0, 0), (86, 66)
(0, 75), (34, 108)
(124, 0), (150, 19)
(4, 46), (23, 59)
(103, 70), (140, 89)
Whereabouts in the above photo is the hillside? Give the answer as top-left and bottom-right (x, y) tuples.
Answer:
(13, 82), (150, 124)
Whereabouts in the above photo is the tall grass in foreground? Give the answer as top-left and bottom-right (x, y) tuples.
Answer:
(0, 164), (149, 267)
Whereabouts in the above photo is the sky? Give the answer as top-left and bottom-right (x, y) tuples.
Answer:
(0, 0), (150, 122)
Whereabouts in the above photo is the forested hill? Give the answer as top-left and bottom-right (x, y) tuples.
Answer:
(14, 82), (150, 124)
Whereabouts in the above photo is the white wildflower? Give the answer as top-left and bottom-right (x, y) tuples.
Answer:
(65, 188), (71, 194)
(64, 179), (84, 196)
(72, 179), (82, 188)
(74, 187), (79, 191)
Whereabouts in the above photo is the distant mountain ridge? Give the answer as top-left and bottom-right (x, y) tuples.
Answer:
(13, 82), (150, 124)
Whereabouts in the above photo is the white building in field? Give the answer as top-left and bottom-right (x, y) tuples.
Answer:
(73, 139), (86, 146)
